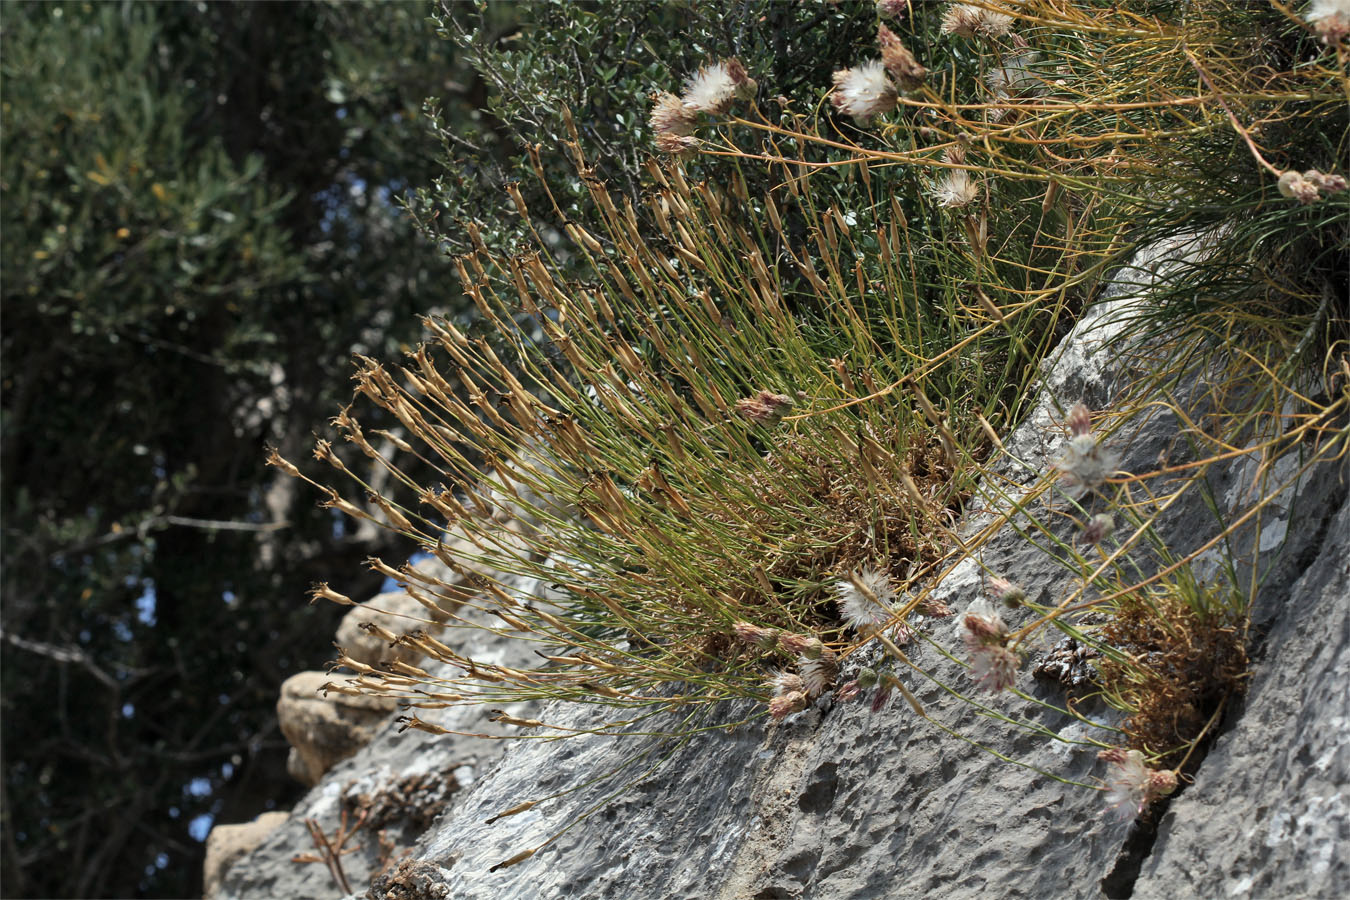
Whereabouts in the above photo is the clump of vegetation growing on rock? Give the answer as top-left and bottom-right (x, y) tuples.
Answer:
(275, 0), (1349, 860)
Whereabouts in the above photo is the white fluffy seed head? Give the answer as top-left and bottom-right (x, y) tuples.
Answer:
(682, 58), (755, 114)
(798, 650), (838, 698)
(649, 91), (697, 136)
(834, 567), (897, 634)
(1308, 0), (1350, 42)
(941, 3), (1015, 39)
(1055, 433), (1119, 494)
(931, 168), (980, 208)
(830, 61), (898, 122)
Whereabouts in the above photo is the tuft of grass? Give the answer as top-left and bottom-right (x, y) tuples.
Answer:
(276, 147), (1018, 728)
(1096, 575), (1249, 766)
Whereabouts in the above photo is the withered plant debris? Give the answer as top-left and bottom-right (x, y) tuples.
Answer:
(366, 858), (451, 900)
(1032, 636), (1100, 689)
(343, 766), (464, 834)
(1097, 587), (1248, 765)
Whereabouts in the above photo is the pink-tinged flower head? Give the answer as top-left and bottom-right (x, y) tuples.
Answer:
(1278, 170), (1320, 205)
(941, 3), (1015, 39)
(1056, 434), (1119, 494)
(959, 598), (1017, 690)
(766, 670), (807, 697)
(987, 576), (1027, 609)
(837, 666), (878, 703)
(877, 24), (927, 92)
(769, 690), (808, 719)
(1082, 513), (1115, 545)
(798, 648), (838, 698)
(1066, 401), (1093, 437)
(1307, 0), (1350, 43)
(1054, 406), (1119, 495)
(1148, 768), (1179, 798)
(779, 632), (825, 659)
(873, 672), (910, 712)
(649, 91), (697, 137)
(655, 132), (700, 156)
(733, 621), (781, 650)
(871, 681), (893, 712)
(835, 567), (897, 636)
(722, 57), (758, 100)
(683, 58), (755, 115)
(918, 595), (953, 618)
(1098, 748), (1178, 821)
(1281, 168), (1349, 203)
(831, 61), (899, 122)
(735, 390), (795, 425)
(971, 643), (1019, 691)
(877, 0), (911, 21)
(1098, 746), (1130, 765)
(959, 598), (1008, 651)
(1305, 169), (1349, 193)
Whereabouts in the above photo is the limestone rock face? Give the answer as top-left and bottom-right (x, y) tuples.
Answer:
(276, 671), (398, 787)
(202, 810), (288, 900)
(216, 597), (543, 900)
(1131, 498), (1350, 900)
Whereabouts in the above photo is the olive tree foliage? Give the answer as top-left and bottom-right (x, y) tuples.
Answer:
(0, 2), (465, 896)
(416, 0), (880, 259)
